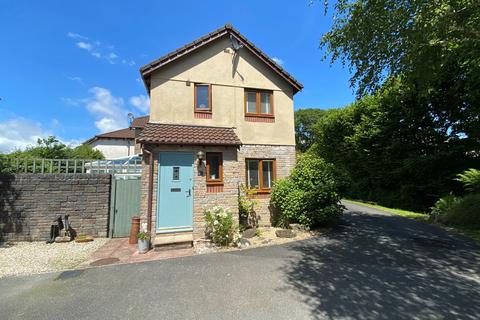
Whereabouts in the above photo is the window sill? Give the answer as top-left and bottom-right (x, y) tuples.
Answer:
(194, 109), (212, 114)
(248, 189), (271, 194)
(245, 113), (274, 118)
(206, 181), (223, 186)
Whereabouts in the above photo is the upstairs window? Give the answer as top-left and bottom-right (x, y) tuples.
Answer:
(206, 152), (223, 184)
(194, 84), (211, 112)
(244, 90), (274, 117)
(246, 159), (275, 192)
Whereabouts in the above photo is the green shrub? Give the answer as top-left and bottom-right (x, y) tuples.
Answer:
(441, 193), (480, 228)
(270, 154), (343, 228)
(430, 195), (460, 222)
(204, 206), (239, 246)
(238, 185), (258, 228)
(456, 168), (480, 193)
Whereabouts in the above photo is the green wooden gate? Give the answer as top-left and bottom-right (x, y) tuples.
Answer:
(109, 179), (141, 238)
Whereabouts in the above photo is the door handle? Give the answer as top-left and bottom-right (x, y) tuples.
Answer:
(186, 189), (191, 197)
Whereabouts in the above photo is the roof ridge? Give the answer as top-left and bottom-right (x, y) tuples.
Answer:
(140, 24), (303, 93)
(97, 127), (132, 136)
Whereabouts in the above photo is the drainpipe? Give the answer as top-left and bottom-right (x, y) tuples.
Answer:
(142, 145), (154, 235)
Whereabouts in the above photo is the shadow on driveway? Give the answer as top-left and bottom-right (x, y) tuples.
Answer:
(280, 203), (480, 319)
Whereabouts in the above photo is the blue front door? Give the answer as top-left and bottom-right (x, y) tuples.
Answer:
(157, 152), (194, 233)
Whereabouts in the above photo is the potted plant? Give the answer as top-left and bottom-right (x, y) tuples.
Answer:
(137, 231), (150, 253)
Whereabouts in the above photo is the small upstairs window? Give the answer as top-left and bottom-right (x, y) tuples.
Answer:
(194, 84), (211, 112)
(244, 89), (274, 117)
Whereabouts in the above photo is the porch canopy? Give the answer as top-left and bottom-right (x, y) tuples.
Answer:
(137, 123), (242, 146)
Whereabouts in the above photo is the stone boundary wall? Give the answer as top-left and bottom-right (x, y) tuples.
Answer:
(0, 174), (111, 242)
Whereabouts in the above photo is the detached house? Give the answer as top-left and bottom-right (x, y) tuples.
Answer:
(85, 116), (149, 158)
(138, 24), (302, 246)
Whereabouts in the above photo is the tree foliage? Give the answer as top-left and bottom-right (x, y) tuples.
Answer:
(307, 0), (480, 211)
(4, 136), (104, 159)
(295, 108), (326, 152)
(321, 0), (480, 98)
(312, 79), (479, 211)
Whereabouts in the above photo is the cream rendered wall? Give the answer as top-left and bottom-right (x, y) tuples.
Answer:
(149, 36), (296, 146)
(91, 139), (135, 159)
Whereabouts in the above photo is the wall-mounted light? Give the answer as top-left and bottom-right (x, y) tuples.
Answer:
(196, 151), (205, 165)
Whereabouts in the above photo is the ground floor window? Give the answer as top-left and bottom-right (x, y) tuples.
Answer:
(246, 159), (275, 192)
(206, 152), (223, 184)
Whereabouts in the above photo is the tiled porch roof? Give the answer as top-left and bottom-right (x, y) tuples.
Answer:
(137, 123), (242, 146)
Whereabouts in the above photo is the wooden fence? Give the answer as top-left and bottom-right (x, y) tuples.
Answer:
(0, 158), (142, 177)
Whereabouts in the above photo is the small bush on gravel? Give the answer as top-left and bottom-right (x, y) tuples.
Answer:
(270, 154), (344, 228)
(238, 185), (258, 229)
(204, 206), (239, 246)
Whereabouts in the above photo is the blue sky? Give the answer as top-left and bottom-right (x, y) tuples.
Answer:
(0, 0), (354, 152)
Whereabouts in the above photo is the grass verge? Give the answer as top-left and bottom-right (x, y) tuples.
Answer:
(345, 199), (480, 241)
(345, 200), (429, 222)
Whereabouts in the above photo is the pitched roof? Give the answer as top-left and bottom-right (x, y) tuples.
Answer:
(137, 123), (241, 146)
(86, 128), (135, 144)
(85, 116), (148, 144)
(130, 115), (149, 129)
(139, 24), (303, 94)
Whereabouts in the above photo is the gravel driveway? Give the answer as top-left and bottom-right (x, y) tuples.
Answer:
(0, 238), (108, 278)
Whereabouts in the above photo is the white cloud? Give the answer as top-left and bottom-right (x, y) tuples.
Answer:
(67, 76), (84, 85)
(84, 87), (129, 132)
(67, 32), (88, 40)
(129, 95), (150, 113)
(76, 41), (93, 51)
(69, 33), (135, 67)
(60, 97), (81, 106)
(0, 118), (48, 153)
(122, 59), (136, 66)
(272, 57), (284, 66)
(0, 115), (81, 153)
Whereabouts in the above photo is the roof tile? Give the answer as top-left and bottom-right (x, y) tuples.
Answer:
(137, 123), (241, 146)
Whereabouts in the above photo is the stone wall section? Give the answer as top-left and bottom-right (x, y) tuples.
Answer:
(237, 145), (296, 226)
(0, 174), (111, 242)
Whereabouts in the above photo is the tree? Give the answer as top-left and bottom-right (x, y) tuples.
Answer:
(294, 108), (326, 152)
(321, 0), (480, 142)
(313, 78), (478, 211)
(69, 144), (104, 159)
(313, 0), (480, 210)
(4, 136), (104, 159)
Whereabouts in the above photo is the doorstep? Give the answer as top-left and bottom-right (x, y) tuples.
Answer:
(81, 238), (193, 268)
(153, 232), (194, 249)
